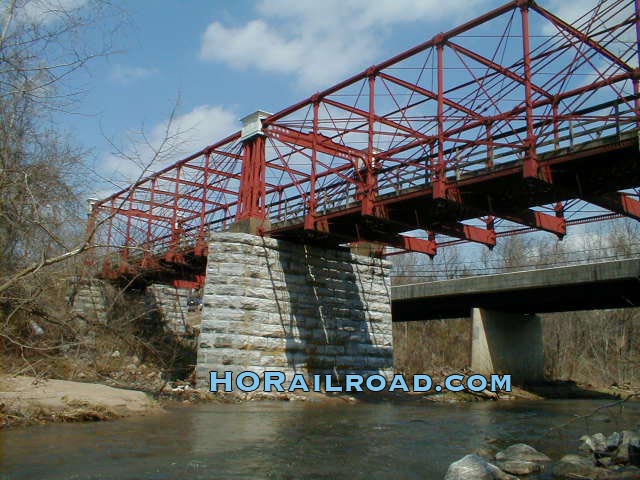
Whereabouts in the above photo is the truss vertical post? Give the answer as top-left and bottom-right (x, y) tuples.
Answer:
(200, 154), (210, 229)
(521, 1), (551, 182)
(553, 102), (560, 148)
(195, 153), (210, 255)
(84, 199), (97, 269)
(635, 0), (640, 134)
(145, 177), (156, 263)
(305, 100), (320, 230)
(434, 42), (447, 199)
(361, 72), (380, 216)
(122, 209), (132, 263)
(237, 135), (267, 223)
(486, 122), (494, 169)
(235, 110), (270, 230)
(166, 166), (183, 262)
(103, 199), (115, 273)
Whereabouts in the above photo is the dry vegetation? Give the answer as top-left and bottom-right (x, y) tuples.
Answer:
(0, 2), (198, 408)
(1, 398), (122, 428)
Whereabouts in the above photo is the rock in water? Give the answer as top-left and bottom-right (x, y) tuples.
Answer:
(444, 454), (517, 480)
(553, 454), (640, 479)
(579, 435), (596, 453)
(553, 454), (606, 479)
(607, 432), (622, 451)
(614, 431), (640, 465)
(591, 433), (609, 454)
(473, 447), (497, 461)
(495, 443), (551, 463)
(629, 439), (640, 467)
(496, 459), (542, 475)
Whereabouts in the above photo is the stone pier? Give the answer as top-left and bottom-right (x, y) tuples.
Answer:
(146, 284), (201, 335)
(471, 307), (545, 384)
(195, 232), (394, 389)
(69, 279), (109, 323)
(70, 279), (201, 337)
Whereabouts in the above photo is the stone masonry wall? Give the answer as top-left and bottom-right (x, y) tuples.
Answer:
(146, 285), (202, 336)
(195, 232), (393, 389)
(70, 279), (201, 337)
(69, 279), (109, 324)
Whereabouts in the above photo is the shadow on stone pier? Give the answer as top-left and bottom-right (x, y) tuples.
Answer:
(196, 232), (394, 389)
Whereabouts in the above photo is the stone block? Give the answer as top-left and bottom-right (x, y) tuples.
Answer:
(195, 232), (394, 389)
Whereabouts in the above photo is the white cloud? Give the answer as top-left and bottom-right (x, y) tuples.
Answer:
(101, 104), (239, 187)
(199, 0), (487, 88)
(14, 0), (88, 25)
(539, 0), (633, 38)
(540, 0), (600, 29)
(110, 65), (158, 84)
(537, 0), (636, 78)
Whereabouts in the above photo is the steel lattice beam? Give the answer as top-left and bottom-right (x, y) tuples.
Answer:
(88, 0), (640, 280)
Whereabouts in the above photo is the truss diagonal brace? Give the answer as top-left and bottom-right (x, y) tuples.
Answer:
(531, 3), (635, 73)
(378, 72), (483, 120)
(116, 208), (172, 224)
(445, 41), (553, 100)
(267, 124), (365, 166)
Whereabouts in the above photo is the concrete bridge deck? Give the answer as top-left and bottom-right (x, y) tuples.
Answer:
(391, 258), (640, 320)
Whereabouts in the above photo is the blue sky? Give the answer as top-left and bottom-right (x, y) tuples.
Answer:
(43, 0), (602, 196)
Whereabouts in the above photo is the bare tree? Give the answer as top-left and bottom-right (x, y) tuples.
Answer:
(0, 1), (122, 284)
(0, 0), (124, 367)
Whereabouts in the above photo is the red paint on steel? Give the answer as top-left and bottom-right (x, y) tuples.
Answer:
(87, 0), (640, 281)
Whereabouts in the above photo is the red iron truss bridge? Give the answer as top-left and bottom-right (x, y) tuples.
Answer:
(90, 0), (640, 287)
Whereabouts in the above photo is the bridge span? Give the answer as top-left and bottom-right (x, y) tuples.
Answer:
(392, 258), (640, 320)
(392, 258), (640, 383)
(77, 0), (640, 389)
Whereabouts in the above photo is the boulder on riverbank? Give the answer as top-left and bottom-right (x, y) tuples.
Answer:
(478, 443), (550, 475)
(0, 375), (162, 427)
(495, 443), (551, 463)
(578, 430), (640, 466)
(552, 453), (640, 479)
(444, 454), (517, 480)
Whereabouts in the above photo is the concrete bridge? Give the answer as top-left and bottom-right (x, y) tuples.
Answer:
(392, 258), (640, 383)
(392, 258), (640, 320)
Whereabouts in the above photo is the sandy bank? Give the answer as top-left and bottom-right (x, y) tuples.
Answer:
(0, 375), (162, 427)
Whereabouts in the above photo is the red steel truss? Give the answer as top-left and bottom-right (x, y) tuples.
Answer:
(90, 0), (640, 282)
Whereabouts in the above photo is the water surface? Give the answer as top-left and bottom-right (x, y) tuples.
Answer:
(2, 399), (639, 479)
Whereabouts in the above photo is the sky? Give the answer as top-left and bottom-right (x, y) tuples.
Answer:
(36, 0), (606, 198)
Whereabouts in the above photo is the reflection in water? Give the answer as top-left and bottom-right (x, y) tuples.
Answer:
(1, 400), (639, 479)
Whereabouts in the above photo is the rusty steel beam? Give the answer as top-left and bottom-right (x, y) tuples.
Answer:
(436, 223), (497, 248)
(583, 192), (640, 220)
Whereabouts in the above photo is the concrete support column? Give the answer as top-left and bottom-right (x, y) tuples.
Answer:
(471, 307), (544, 384)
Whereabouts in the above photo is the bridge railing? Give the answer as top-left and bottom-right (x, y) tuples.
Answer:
(392, 244), (640, 283)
